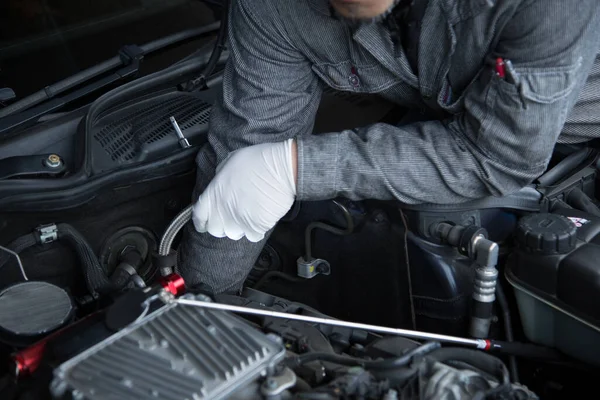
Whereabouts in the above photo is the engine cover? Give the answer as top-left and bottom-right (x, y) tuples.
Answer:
(50, 294), (286, 400)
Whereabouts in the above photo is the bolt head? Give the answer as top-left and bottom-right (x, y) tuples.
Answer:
(266, 378), (277, 389)
(45, 154), (62, 168)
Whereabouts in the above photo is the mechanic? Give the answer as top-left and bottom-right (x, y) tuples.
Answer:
(177, 0), (600, 293)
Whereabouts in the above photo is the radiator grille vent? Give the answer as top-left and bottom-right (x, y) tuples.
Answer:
(93, 94), (211, 162)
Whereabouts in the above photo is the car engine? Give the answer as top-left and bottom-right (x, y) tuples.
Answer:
(0, 270), (537, 400)
(0, 192), (599, 399)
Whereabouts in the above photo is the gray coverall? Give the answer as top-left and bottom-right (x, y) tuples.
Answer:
(177, 0), (600, 293)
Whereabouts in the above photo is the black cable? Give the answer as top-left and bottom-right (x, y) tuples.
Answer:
(0, 225), (112, 296)
(57, 223), (113, 296)
(495, 280), (519, 383)
(285, 342), (440, 370)
(185, 0), (230, 91)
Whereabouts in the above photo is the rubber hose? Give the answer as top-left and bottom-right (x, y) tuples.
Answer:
(566, 188), (600, 217)
(537, 147), (594, 186)
(488, 340), (563, 361)
(185, 0), (229, 91)
(0, 233), (37, 270)
(495, 280), (519, 383)
(57, 224), (112, 296)
(426, 348), (510, 385)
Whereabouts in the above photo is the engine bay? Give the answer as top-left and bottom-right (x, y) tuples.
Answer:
(2, 21), (600, 400)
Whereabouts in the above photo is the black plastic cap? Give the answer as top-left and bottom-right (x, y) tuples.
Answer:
(516, 214), (577, 255)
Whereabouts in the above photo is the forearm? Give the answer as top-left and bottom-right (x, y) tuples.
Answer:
(292, 0), (600, 205)
(294, 120), (540, 205)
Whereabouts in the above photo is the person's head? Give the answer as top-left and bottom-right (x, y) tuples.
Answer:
(329, 0), (398, 20)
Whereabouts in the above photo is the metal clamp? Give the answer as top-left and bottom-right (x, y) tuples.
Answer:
(37, 224), (58, 244)
(297, 257), (330, 279)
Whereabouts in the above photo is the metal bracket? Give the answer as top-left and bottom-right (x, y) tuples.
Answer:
(297, 257), (330, 279)
(37, 224), (58, 244)
(261, 367), (297, 397)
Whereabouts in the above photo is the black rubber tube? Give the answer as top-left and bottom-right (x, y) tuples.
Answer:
(0, 23), (221, 118)
(285, 342), (440, 370)
(1, 225), (113, 296)
(185, 0), (229, 91)
(536, 147), (594, 186)
(488, 340), (563, 361)
(566, 188), (600, 217)
(495, 280), (519, 383)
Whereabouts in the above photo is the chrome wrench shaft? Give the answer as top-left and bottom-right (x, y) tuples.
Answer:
(173, 298), (488, 349)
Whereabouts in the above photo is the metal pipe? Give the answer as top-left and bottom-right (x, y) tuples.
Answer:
(173, 298), (489, 349)
(0, 245), (28, 281)
(304, 199), (354, 260)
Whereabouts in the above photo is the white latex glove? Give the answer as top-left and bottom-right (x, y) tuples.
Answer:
(192, 139), (297, 242)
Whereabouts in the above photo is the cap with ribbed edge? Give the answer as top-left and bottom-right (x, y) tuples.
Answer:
(516, 213), (577, 255)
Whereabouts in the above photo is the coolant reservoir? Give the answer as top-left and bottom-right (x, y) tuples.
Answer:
(507, 211), (600, 366)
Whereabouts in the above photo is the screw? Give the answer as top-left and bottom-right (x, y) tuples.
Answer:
(165, 199), (178, 210)
(45, 154), (62, 168)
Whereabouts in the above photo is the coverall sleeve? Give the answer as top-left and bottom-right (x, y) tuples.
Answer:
(297, 0), (600, 204)
(205, 0), (322, 166)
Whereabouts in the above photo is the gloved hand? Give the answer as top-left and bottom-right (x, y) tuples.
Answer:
(192, 138), (297, 242)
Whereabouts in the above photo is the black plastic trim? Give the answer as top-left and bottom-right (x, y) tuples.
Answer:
(0, 147), (198, 212)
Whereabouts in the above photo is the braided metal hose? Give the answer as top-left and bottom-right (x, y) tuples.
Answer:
(159, 205), (193, 256)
